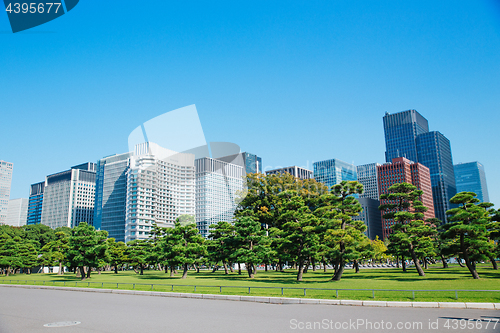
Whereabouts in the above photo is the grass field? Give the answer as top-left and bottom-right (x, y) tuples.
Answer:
(1, 264), (499, 303)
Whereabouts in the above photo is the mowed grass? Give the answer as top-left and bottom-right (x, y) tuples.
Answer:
(1, 264), (499, 302)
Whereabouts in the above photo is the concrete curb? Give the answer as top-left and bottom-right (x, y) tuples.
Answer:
(1, 284), (498, 310)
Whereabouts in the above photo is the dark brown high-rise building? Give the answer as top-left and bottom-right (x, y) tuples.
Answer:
(377, 157), (434, 239)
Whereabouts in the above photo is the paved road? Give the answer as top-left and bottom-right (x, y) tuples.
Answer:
(0, 287), (498, 333)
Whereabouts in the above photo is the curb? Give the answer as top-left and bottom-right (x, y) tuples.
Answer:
(1, 284), (498, 310)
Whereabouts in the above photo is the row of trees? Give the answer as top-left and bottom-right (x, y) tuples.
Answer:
(0, 173), (498, 281)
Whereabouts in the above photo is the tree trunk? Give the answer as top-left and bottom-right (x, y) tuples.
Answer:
(223, 262), (229, 274)
(323, 260), (327, 273)
(297, 261), (305, 281)
(140, 265), (144, 275)
(86, 267), (91, 279)
(170, 266), (174, 277)
(247, 263), (254, 278)
(312, 258), (316, 272)
(238, 263), (241, 275)
(212, 265), (218, 273)
(181, 263), (188, 279)
(332, 259), (345, 281)
(5, 267), (9, 277)
(79, 266), (86, 280)
(422, 256), (428, 269)
(489, 255), (498, 270)
(409, 245), (425, 276)
(303, 262), (309, 274)
(265, 264), (268, 272)
(252, 264), (257, 277)
(457, 257), (465, 267)
(229, 263), (234, 273)
(396, 256), (400, 268)
(402, 257), (407, 272)
(354, 259), (359, 273)
(460, 234), (479, 279)
(440, 254), (448, 268)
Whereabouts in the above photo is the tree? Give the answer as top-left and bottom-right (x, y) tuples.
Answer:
(126, 239), (151, 275)
(177, 214), (196, 227)
(0, 234), (21, 276)
(22, 224), (56, 252)
(379, 182), (436, 277)
(441, 192), (494, 279)
(107, 238), (127, 274)
(66, 223), (109, 280)
(41, 231), (69, 275)
(275, 192), (321, 281)
(208, 221), (236, 274)
(233, 214), (268, 278)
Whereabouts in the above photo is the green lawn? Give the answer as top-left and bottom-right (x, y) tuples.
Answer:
(1, 264), (499, 303)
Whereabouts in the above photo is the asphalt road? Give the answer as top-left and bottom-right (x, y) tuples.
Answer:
(0, 287), (498, 333)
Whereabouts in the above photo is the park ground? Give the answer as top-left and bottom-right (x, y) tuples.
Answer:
(1, 264), (499, 303)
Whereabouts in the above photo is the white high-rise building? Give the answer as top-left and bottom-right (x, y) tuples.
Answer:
(41, 163), (96, 229)
(0, 160), (14, 225)
(5, 198), (28, 227)
(195, 157), (245, 238)
(124, 143), (195, 243)
(356, 163), (381, 200)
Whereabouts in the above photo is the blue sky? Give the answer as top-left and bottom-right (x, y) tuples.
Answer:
(1, 1), (499, 206)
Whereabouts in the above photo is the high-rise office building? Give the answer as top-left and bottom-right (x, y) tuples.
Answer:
(356, 163), (381, 200)
(416, 131), (457, 222)
(265, 166), (313, 180)
(217, 152), (262, 174)
(353, 198), (383, 240)
(40, 163), (96, 229)
(383, 110), (456, 223)
(124, 142), (195, 243)
(0, 160), (14, 225)
(94, 152), (133, 241)
(5, 198), (28, 227)
(313, 158), (357, 189)
(377, 157), (435, 239)
(195, 157), (245, 238)
(27, 182), (45, 225)
(383, 110), (429, 163)
(454, 162), (490, 203)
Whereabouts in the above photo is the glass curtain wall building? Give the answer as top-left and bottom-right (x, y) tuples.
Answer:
(0, 160), (14, 225)
(195, 157), (245, 238)
(356, 163), (381, 200)
(5, 198), (28, 227)
(40, 163), (96, 229)
(217, 152), (262, 174)
(313, 158), (357, 189)
(27, 182), (45, 225)
(454, 162), (489, 203)
(416, 131), (457, 222)
(94, 152), (132, 241)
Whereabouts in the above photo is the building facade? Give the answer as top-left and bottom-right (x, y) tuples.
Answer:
(383, 110), (429, 163)
(353, 197), (383, 240)
(454, 162), (490, 203)
(195, 157), (245, 238)
(313, 158), (357, 189)
(416, 131), (457, 222)
(27, 182), (45, 225)
(94, 152), (133, 241)
(217, 152), (262, 174)
(377, 157), (435, 239)
(40, 163), (96, 229)
(0, 160), (14, 225)
(265, 166), (313, 180)
(5, 198), (28, 227)
(124, 143), (196, 243)
(356, 163), (381, 200)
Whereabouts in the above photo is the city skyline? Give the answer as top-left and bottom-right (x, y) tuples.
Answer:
(1, 1), (499, 208)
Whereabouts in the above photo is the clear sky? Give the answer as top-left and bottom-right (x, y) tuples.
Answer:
(1, 1), (499, 207)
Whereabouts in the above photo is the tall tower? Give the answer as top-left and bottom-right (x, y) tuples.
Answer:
(313, 158), (357, 189)
(0, 160), (14, 225)
(454, 162), (489, 203)
(27, 182), (45, 225)
(383, 110), (456, 223)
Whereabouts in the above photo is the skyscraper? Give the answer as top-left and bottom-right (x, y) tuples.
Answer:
(94, 152), (133, 241)
(195, 157), (245, 238)
(377, 157), (435, 239)
(265, 166), (313, 180)
(356, 163), (381, 200)
(313, 158), (357, 189)
(0, 160), (14, 225)
(124, 142), (195, 243)
(383, 110), (456, 223)
(27, 182), (44, 225)
(40, 163), (96, 229)
(454, 162), (490, 203)
(416, 131), (457, 222)
(353, 198), (383, 240)
(5, 198), (28, 227)
(383, 110), (429, 163)
(217, 152), (262, 174)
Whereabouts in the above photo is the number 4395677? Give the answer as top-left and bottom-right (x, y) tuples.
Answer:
(5, 3), (62, 14)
